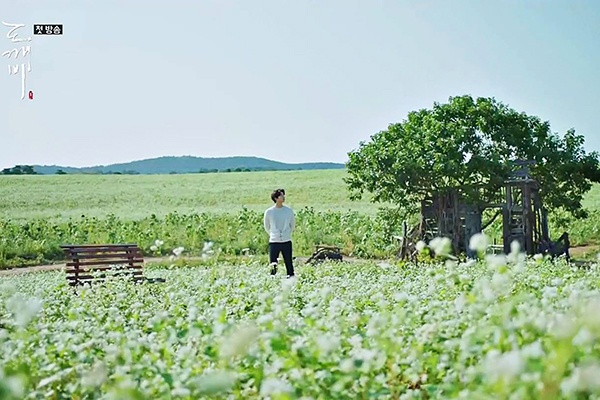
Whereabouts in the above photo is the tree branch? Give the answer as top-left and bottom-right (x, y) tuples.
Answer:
(482, 209), (502, 231)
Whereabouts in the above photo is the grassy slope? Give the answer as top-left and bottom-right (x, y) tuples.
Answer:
(583, 183), (600, 210)
(1, 170), (598, 223)
(1, 170), (598, 247)
(0, 170), (383, 223)
(0, 171), (599, 267)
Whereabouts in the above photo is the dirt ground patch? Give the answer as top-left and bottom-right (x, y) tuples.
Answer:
(0, 256), (326, 277)
(570, 245), (599, 259)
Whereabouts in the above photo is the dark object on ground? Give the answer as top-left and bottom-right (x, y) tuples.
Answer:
(60, 244), (165, 286)
(306, 245), (343, 264)
(145, 277), (166, 283)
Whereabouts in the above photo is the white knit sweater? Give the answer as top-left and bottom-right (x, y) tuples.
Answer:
(263, 205), (295, 243)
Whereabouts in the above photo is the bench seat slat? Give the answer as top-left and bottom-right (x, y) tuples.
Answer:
(63, 246), (142, 254)
(60, 244), (138, 249)
(68, 277), (145, 286)
(66, 265), (143, 274)
(67, 271), (143, 280)
(66, 259), (143, 267)
(63, 252), (143, 260)
(61, 244), (140, 249)
(67, 272), (144, 279)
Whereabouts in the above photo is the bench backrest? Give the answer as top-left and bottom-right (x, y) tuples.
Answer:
(60, 244), (144, 286)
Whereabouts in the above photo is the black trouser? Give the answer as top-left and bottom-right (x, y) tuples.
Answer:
(269, 241), (294, 276)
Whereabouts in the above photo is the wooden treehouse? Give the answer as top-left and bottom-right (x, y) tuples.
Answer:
(501, 161), (569, 257)
(403, 161), (570, 259)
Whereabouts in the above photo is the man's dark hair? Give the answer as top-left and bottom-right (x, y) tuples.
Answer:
(271, 188), (285, 202)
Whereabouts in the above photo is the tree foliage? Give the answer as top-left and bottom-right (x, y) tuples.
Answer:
(346, 95), (600, 218)
(1, 165), (37, 175)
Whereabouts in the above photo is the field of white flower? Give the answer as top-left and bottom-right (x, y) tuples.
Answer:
(2, 248), (600, 399)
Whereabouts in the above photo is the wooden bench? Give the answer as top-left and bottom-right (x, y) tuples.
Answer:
(60, 244), (147, 286)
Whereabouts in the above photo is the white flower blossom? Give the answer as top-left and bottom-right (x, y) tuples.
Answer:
(469, 233), (490, 254)
(4, 376), (25, 398)
(260, 378), (293, 396)
(192, 371), (236, 395)
(542, 286), (558, 299)
(582, 299), (600, 329)
(551, 278), (563, 286)
(521, 341), (544, 359)
(339, 358), (354, 373)
(6, 294), (42, 327)
(484, 350), (524, 383)
(316, 334), (340, 354)
(561, 364), (600, 394)
(221, 324), (260, 359)
(572, 328), (594, 346)
(81, 363), (108, 387)
(510, 240), (521, 255)
(550, 314), (578, 339)
(485, 254), (507, 271)
(429, 237), (452, 257)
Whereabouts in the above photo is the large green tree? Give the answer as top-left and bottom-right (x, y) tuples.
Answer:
(346, 95), (600, 218)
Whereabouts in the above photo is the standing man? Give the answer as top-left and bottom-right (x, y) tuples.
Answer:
(263, 188), (295, 277)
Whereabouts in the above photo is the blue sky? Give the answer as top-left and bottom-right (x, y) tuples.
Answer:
(1, 0), (599, 169)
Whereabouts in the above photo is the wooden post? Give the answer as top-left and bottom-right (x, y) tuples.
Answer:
(400, 221), (408, 259)
(452, 190), (461, 255)
(465, 204), (482, 258)
(531, 186), (542, 251)
(127, 246), (136, 282)
(72, 249), (80, 286)
(436, 194), (444, 240)
(420, 199), (427, 239)
(523, 183), (534, 255)
(503, 185), (511, 254)
(541, 208), (549, 243)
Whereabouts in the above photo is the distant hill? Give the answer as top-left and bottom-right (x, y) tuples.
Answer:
(32, 156), (346, 175)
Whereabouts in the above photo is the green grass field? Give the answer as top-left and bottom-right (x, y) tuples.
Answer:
(582, 184), (600, 211)
(0, 170), (397, 267)
(1, 170), (597, 223)
(0, 170), (382, 223)
(0, 170), (598, 267)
